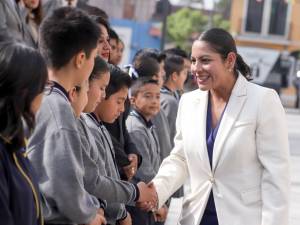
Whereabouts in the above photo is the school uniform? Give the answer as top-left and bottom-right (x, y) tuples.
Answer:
(0, 0), (36, 47)
(160, 86), (180, 149)
(126, 109), (161, 225)
(152, 110), (172, 161)
(103, 112), (142, 180)
(0, 140), (43, 225)
(27, 82), (100, 225)
(81, 113), (137, 225)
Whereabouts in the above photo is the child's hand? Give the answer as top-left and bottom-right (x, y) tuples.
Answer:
(123, 154), (138, 180)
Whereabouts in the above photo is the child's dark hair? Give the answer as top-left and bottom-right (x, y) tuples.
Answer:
(39, 7), (100, 69)
(0, 42), (48, 152)
(109, 28), (119, 42)
(163, 47), (189, 59)
(105, 65), (131, 99)
(90, 56), (110, 81)
(132, 48), (166, 65)
(198, 28), (252, 80)
(133, 56), (160, 79)
(130, 77), (159, 97)
(164, 55), (185, 81)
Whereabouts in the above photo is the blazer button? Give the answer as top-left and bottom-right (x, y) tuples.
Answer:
(209, 177), (215, 184)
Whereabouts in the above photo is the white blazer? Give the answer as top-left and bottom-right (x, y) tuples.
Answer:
(152, 75), (290, 225)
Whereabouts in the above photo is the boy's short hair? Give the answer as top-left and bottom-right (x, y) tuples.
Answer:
(134, 56), (160, 79)
(164, 55), (185, 80)
(130, 77), (159, 97)
(163, 47), (189, 59)
(39, 7), (100, 69)
(90, 56), (110, 81)
(133, 48), (165, 66)
(105, 65), (132, 99)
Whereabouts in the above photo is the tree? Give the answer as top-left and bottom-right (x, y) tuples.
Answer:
(212, 14), (230, 30)
(167, 7), (208, 50)
(166, 6), (230, 50)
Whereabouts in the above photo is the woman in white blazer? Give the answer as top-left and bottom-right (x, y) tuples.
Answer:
(151, 28), (290, 225)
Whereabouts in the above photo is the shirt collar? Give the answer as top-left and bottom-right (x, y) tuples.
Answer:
(51, 81), (70, 102)
(131, 109), (153, 128)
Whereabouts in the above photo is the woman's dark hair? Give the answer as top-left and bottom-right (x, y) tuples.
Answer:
(0, 42), (48, 152)
(133, 56), (160, 79)
(83, 5), (109, 21)
(92, 15), (110, 33)
(164, 55), (185, 80)
(90, 56), (110, 81)
(198, 28), (252, 80)
(105, 65), (131, 99)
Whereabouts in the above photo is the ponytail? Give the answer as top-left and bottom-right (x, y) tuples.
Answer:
(235, 54), (252, 81)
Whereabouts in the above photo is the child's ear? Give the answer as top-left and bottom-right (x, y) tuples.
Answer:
(68, 87), (77, 103)
(171, 71), (179, 81)
(129, 96), (135, 105)
(74, 51), (86, 69)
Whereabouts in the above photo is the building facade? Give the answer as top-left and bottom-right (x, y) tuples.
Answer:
(230, 0), (300, 100)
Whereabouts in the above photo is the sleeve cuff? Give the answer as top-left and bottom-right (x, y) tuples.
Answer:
(118, 210), (128, 221)
(133, 183), (140, 202)
(98, 199), (107, 209)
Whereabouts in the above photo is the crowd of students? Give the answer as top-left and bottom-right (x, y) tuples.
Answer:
(0, 1), (196, 225)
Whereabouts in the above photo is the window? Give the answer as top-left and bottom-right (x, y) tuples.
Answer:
(245, 0), (265, 33)
(268, 0), (288, 35)
(244, 0), (291, 37)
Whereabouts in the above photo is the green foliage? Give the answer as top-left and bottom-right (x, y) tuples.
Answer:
(212, 14), (230, 30)
(166, 7), (230, 50)
(167, 8), (207, 50)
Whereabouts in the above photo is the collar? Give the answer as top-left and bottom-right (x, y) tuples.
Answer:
(51, 81), (70, 102)
(161, 85), (173, 94)
(130, 109), (153, 128)
(87, 112), (103, 127)
(161, 85), (180, 100)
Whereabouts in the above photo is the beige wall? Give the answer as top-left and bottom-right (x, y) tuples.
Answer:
(230, 0), (300, 52)
(230, 0), (244, 35)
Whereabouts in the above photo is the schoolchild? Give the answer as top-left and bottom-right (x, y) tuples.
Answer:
(26, 7), (105, 225)
(0, 41), (47, 225)
(82, 65), (153, 225)
(73, 59), (146, 225)
(160, 54), (188, 148)
(126, 77), (168, 225)
(131, 52), (172, 161)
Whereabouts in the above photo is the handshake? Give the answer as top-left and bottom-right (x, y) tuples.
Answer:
(136, 182), (158, 212)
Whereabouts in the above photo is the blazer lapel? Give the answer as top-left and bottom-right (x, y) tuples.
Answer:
(191, 91), (212, 174)
(212, 75), (248, 172)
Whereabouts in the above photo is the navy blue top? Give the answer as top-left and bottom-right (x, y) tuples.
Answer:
(0, 140), (42, 225)
(200, 97), (226, 225)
